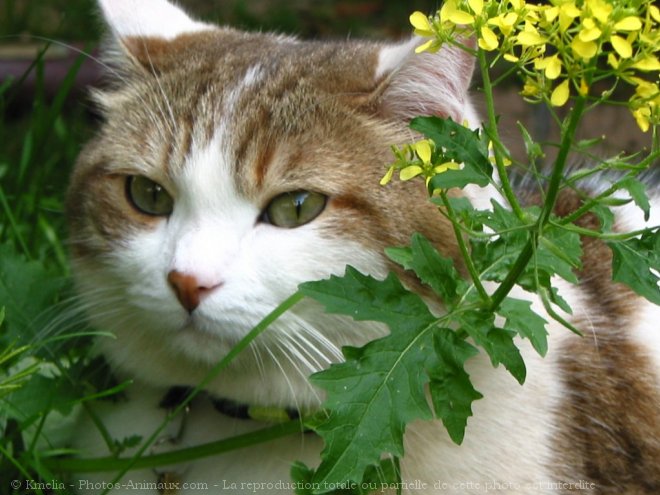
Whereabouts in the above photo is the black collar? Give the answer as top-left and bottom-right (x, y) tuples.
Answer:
(160, 386), (301, 422)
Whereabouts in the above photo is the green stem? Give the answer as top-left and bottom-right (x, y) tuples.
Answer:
(489, 97), (587, 311)
(537, 97), (587, 226)
(441, 191), (491, 304)
(45, 421), (302, 473)
(552, 221), (658, 240)
(478, 50), (525, 221)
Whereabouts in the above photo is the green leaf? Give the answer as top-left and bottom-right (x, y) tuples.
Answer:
(4, 374), (79, 425)
(459, 310), (526, 385)
(591, 203), (615, 232)
(385, 233), (467, 307)
(497, 297), (549, 356)
(429, 329), (482, 444)
(516, 122), (544, 161)
(607, 229), (660, 305)
(619, 177), (651, 221)
(0, 243), (67, 347)
(536, 224), (583, 284)
(410, 117), (492, 190)
(300, 267), (434, 332)
(300, 268), (436, 488)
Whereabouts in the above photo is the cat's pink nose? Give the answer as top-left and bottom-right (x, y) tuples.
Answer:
(167, 270), (221, 313)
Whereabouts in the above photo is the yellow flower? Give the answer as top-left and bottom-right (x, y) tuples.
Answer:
(578, 78), (589, 96)
(650, 6), (660, 24)
(516, 23), (546, 46)
(632, 107), (651, 132)
(551, 79), (570, 106)
(535, 54), (562, 79)
(610, 35), (633, 58)
(400, 165), (424, 181)
(415, 140), (433, 164)
(521, 79), (542, 98)
(509, 0), (524, 10)
(434, 162), (462, 173)
(607, 53), (620, 69)
(380, 166), (395, 186)
(415, 39), (436, 54)
(578, 18), (602, 42)
(585, 0), (612, 24)
(440, 0), (475, 26)
(631, 56), (660, 71)
(613, 16), (643, 32)
(571, 37), (598, 60)
(488, 12), (519, 36)
(558, 2), (581, 31)
(410, 11), (434, 36)
(467, 0), (484, 16)
(543, 6), (559, 23)
(479, 26), (500, 51)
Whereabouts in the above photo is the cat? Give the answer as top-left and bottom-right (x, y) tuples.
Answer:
(67, 0), (660, 493)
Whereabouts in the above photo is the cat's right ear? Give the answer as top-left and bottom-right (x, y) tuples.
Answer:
(97, 0), (213, 71)
(375, 37), (478, 126)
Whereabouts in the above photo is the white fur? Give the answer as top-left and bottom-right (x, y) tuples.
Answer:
(98, 0), (213, 40)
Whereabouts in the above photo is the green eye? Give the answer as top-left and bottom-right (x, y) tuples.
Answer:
(263, 190), (327, 228)
(126, 176), (174, 216)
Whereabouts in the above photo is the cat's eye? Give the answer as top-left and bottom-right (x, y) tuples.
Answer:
(262, 190), (327, 228)
(126, 176), (174, 216)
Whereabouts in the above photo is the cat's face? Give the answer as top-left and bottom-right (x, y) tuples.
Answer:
(67, 0), (477, 407)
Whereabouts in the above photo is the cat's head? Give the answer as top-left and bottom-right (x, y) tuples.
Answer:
(67, 0), (478, 408)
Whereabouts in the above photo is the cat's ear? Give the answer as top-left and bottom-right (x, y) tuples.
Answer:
(376, 37), (478, 125)
(97, 0), (213, 71)
(98, 0), (211, 40)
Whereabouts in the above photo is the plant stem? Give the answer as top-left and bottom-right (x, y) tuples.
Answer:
(441, 191), (491, 304)
(45, 421), (303, 473)
(489, 97), (586, 311)
(478, 50), (525, 221)
(537, 97), (587, 226)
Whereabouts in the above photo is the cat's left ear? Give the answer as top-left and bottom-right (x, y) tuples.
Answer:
(97, 0), (214, 70)
(375, 37), (478, 126)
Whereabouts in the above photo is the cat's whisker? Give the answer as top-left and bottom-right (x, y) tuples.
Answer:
(271, 341), (320, 414)
(262, 344), (307, 414)
(247, 341), (267, 382)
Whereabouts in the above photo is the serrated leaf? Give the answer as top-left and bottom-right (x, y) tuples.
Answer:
(591, 203), (615, 232)
(536, 231), (582, 283)
(385, 233), (467, 307)
(411, 117), (492, 189)
(300, 268), (436, 488)
(533, 224), (583, 284)
(607, 229), (660, 305)
(300, 267), (434, 332)
(459, 311), (527, 385)
(619, 177), (651, 221)
(498, 297), (549, 356)
(429, 329), (482, 444)
(485, 329), (526, 385)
